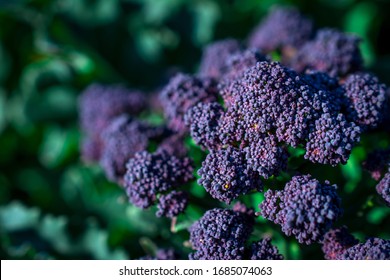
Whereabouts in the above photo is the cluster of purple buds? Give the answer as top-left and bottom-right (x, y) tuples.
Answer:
(338, 238), (390, 260)
(189, 205), (283, 260)
(321, 227), (359, 259)
(260, 175), (342, 244)
(78, 83), (147, 162)
(124, 150), (193, 217)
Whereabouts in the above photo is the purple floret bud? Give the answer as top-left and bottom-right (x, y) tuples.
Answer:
(362, 149), (390, 180)
(189, 208), (254, 260)
(159, 73), (218, 133)
(198, 147), (263, 204)
(260, 174), (343, 244)
(248, 6), (314, 53)
(291, 28), (363, 77)
(198, 39), (242, 79)
(343, 72), (388, 130)
(250, 238), (284, 260)
(184, 102), (224, 150)
(156, 134), (188, 158)
(376, 172), (390, 206)
(99, 115), (149, 183)
(244, 134), (289, 179)
(124, 151), (194, 209)
(222, 48), (269, 81)
(321, 226), (359, 260)
(337, 238), (390, 260)
(78, 83), (147, 136)
(220, 61), (315, 145)
(305, 113), (361, 166)
(156, 191), (189, 218)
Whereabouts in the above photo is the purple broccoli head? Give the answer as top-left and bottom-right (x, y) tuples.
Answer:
(250, 238), (284, 260)
(159, 73), (218, 132)
(99, 115), (149, 182)
(321, 227), (359, 260)
(198, 147), (263, 204)
(184, 102), (225, 150)
(260, 174), (342, 244)
(124, 150), (193, 209)
(338, 238), (390, 260)
(79, 83), (147, 136)
(156, 191), (189, 218)
(244, 134), (289, 179)
(291, 28), (363, 77)
(156, 134), (188, 158)
(343, 72), (388, 130)
(376, 172), (390, 206)
(189, 208), (254, 260)
(198, 39), (242, 79)
(304, 113), (361, 166)
(362, 149), (390, 180)
(248, 6), (314, 53)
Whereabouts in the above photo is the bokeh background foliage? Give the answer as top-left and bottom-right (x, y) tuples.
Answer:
(0, 0), (389, 259)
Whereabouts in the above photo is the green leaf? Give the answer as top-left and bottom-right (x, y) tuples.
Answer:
(60, 0), (120, 26)
(38, 215), (70, 254)
(82, 223), (128, 260)
(344, 2), (377, 65)
(25, 86), (77, 122)
(39, 125), (79, 168)
(0, 201), (40, 231)
(341, 147), (364, 193)
(0, 43), (10, 83)
(367, 207), (390, 225)
(68, 51), (95, 75)
(289, 241), (301, 260)
(20, 59), (72, 96)
(192, 1), (220, 45)
(0, 88), (6, 133)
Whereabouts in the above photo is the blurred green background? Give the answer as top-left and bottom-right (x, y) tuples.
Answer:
(0, 0), (389, 260)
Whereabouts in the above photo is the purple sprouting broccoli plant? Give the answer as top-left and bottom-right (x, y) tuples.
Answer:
(343, 72), (388, 130)
(291, 28), (363, 77)
(76, 6), (390, 260)
(248, 6), (314, 54)
(260, 174), (343, 244)
(156, 191), (189, 218)
(189, 207), (255, 260)
(198, 146), (263, 204)
(124, 150), (193, 209)
(321, 227), (359, 260)
(250, 238), (284, 260)
(198, 39), (242, 79)
(376, 171), (390, 206)
(159, 73), (218, 133)
(337, 238), (390, 260)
